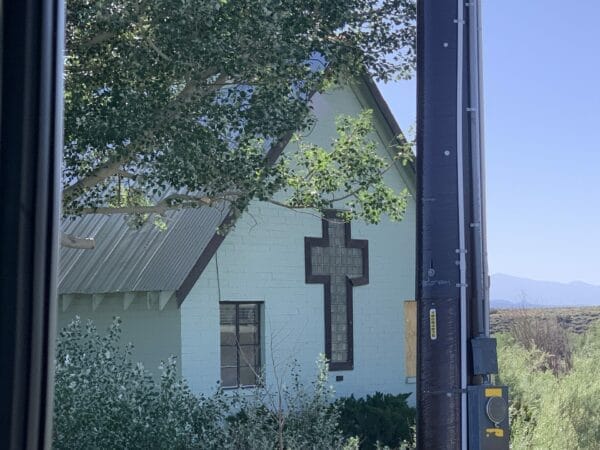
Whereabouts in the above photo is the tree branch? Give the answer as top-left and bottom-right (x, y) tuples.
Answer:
(81, 31), (115, 48)
(62, 157), (130, 199)
(63, 70), (227, 204)
(329, 185), (363, 203)
(60, 194), (219, 249)
(76, 193), (214, 216)
(266, 199), (325, 220)
(61, 232), (95, 249)
(145, 37), (172, 62)
(114, 169), (138, 179)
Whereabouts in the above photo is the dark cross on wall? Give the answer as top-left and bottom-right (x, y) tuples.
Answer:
(305, 210), (369, 371)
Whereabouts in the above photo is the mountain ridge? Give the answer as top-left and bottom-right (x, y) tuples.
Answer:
(490, 273), (600, 308)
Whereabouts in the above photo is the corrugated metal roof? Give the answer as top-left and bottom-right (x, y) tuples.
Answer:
(59, 207), (227, 294)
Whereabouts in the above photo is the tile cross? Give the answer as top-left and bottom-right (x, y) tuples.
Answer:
(305, 211), (369, 371)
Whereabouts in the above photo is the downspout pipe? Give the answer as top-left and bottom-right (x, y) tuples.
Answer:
(456, 0), (469, 447)
(468, 0), (488, 341)
(476, 0), (492, 338)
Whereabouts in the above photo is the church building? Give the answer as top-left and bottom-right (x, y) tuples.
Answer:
(58, 77), (417, 401)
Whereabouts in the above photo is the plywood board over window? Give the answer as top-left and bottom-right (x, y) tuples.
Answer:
(404, 300), (417, 382)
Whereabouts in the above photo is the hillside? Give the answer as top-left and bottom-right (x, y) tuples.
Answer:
(491, 306), (600, 335)
(490, 273), (600, 308)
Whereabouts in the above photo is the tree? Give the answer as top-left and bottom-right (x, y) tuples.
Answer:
(62, 0), (416, 247)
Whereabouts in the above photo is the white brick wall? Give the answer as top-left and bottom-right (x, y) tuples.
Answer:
(57, 292), (182, 376)
(181, 85), (416, 402)
(182, 199), (416, 401)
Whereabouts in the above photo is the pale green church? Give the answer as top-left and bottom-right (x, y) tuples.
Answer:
(58, 77), (417, 400)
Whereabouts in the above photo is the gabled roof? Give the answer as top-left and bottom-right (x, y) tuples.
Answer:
(59, 77), (413, 305)
(59, 207), (227, 296)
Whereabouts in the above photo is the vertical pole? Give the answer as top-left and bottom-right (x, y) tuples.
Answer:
(457, 3), (469, 447)
(467, 0), (488, 341)
(0, 1), (64, 448)
(419, 2), (509, 449)
(416, 0), (466, 448)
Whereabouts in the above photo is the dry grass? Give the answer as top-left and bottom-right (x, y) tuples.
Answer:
(508, 309), (572, 374)
(491, 306), (600, 375)
(491, 306), (600, 335)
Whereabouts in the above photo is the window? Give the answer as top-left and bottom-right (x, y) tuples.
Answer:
(220, 302), (262, 388)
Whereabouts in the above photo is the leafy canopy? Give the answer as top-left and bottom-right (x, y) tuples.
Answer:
(63, 0), (415, 224)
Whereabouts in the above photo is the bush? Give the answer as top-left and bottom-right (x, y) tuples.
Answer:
(226, 355), (343, 450)
(53, 317), (229, 449)
(496, 334), (556, 449)
(508, 308), (573, 375)
(497, 323), (600, 449)
(336, 392), (415, 449)
(53, 317), (344, 449)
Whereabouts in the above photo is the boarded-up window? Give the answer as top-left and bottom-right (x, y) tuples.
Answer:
(404, 300), (417, 379)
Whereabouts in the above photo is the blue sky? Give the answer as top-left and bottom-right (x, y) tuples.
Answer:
(379, 0), (600, 285)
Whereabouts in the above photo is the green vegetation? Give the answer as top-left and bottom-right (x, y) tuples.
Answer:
(63, 0), (415, 229)
(336, 393), (415, 449)
(53, 317), (342, 449)
(496, 311), (600, 449)
(53, 317), (229, 449)
(53, 317), (416, 449)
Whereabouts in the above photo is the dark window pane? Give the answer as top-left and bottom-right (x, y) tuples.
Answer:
(220, 304), (236, 325)
(239, 345), (258, 367)
(239, 323), (257, 345)
(219, 302), (261, 388)
(220, 345), (237, 366)
(240, 366), (258, 386)
(221, 367), (238, 388)
(220, 325), (236, 345)
(238, 304), (258, 324)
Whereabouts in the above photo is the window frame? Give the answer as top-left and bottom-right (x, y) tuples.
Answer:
(219, 301), (263, 389)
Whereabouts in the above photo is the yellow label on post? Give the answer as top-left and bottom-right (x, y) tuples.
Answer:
(485, 388), (502, 398)
(485, 428), (504, 438)
(429, 308), (437, 340)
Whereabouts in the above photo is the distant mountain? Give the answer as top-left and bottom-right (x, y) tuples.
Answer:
(490, 274), (600, 308)
(489, 298), (537, 309)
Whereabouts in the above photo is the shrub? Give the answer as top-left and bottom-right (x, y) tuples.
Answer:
(226, 355), (343, 450)
(53, 317), (229, 449)
(574, 318), (600, 356)
(54, 317), (343, 449)
(496, 334), (556, 449)
(508, 308), (573, 375)
(336, 392), (415, 449)
(497, 323), (600, 449)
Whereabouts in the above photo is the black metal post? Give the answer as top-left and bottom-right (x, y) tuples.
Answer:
(417, 1), (509, 448)
(0, 1), (65, 448)
(416, 0), (465, 448)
